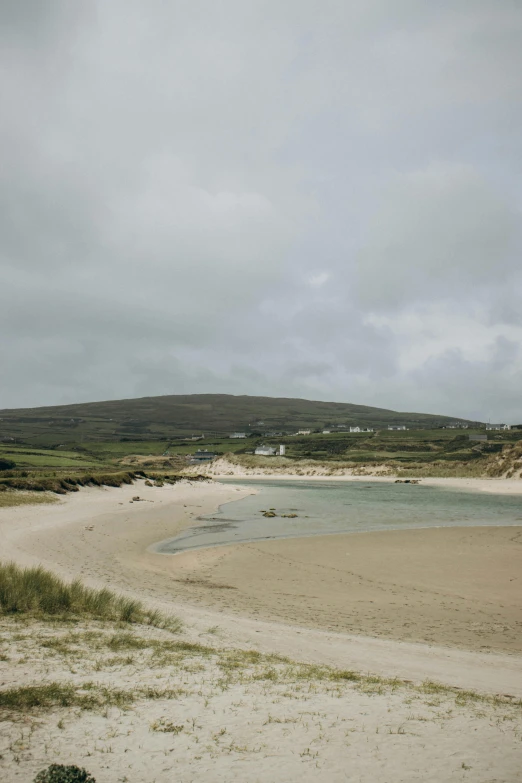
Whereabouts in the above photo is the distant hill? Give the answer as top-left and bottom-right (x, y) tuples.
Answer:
(0, 394), (481, 445)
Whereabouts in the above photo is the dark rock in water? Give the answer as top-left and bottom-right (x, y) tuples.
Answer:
(262, 511), (277, 518)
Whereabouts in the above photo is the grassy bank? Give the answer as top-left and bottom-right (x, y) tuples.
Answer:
(0, 469), (209, 497)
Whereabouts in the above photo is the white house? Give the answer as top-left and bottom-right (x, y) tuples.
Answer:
(255, 444), (286, 456)
(388, 425), (407, 431)
(297, 429), (311, 435)
(255, 445), (277, 456)
(322, 430), (331, 434)
(230, 432), (247, 438)
(350, 426), (374, 433)
(349, 426), (361, 433)
(486, 424), (511, 431)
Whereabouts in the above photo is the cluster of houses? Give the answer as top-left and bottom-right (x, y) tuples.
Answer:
(188, 420), (514, 463)
(231, 424), (513, 437)
(328, 425), (408, 433)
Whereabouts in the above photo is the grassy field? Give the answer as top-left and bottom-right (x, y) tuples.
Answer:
(0, 447), (100, 468)
(0, 426), (520, 484)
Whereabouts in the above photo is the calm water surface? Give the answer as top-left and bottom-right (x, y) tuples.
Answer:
(154, 479), (522, 554)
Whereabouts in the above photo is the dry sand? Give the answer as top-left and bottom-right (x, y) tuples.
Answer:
(3, 619), (522, 783)
(1, 478), (522, 782)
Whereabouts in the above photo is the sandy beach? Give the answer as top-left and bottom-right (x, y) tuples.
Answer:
(2, 477), (522, 782)
(1, 477), (521, 690)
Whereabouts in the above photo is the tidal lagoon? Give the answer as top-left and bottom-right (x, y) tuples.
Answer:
(155, 479), (522, 554)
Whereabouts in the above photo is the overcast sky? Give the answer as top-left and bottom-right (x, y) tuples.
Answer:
(1, 1), (521, 421)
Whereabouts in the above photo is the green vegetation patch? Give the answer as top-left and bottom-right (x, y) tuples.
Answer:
(0, 682), (132, 713)
(0, 562), (180, 630)
(0, 680), (181, 718)
(0, 491), (59, 508)
(34, 764), (96, 783)
(0, 469), (143, 494)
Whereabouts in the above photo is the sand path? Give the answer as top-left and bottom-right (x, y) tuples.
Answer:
(1, 478), (521, 697)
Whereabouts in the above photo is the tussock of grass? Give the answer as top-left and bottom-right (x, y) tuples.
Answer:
(0, 683), (132, 713)
(0, 681), (183, 717)
(0, 562), (180, 631)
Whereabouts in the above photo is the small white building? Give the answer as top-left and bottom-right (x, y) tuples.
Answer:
(388, 425), (407, 431)
(349, 426), (361, 433)
(297, 429), (311, 435)
(255, 445), (277, 456)
(278, 444), (286, 456)
(322, 430), (331, 434)
(230, 432), (247, 438)
(486, 424), (511, 431)
(350, 426), (374, 433)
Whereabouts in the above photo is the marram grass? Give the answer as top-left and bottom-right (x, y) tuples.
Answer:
(0, 561), (180, 631)
(0, 490), (59, 508)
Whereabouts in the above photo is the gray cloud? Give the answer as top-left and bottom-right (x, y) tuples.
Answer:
(1, 1), (521, 422)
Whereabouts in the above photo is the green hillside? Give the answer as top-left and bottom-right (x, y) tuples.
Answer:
(0, 393), (481, 446)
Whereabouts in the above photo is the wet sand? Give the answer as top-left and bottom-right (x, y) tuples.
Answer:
(169, 526), (522, 653)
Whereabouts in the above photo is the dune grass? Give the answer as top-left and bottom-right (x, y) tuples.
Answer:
(0, 562), (180, 630)
(0, 491), (59, 508)
(0, 681), (183, 717)
(0, 682), (132, 713)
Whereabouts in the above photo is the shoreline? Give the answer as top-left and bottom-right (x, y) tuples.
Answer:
(195, 467), (522, 495)
(1, 479), (521, 696)
(149, 520), (522, 557)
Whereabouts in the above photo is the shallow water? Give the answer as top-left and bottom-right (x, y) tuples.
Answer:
(155, 479), (522, 554)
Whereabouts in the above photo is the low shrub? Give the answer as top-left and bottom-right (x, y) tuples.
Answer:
(34, 764), (95, 782)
